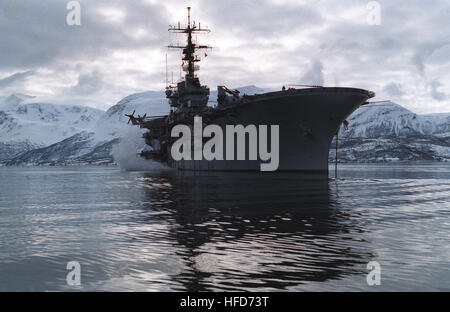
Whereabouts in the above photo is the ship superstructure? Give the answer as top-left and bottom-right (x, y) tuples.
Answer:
(126, 7), (375, 173)
(165, 7), (211, 111)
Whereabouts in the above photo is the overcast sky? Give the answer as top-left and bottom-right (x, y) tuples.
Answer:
(0, 0), (449, 113)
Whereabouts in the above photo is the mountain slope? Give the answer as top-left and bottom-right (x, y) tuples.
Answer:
(330, 102), (450, 162)
(3, 91), (449, 166)
(5, 132), (119, 166)
(3, 91), (167, 165)
(0, 101), (104, 146)
(340, 102), (450, 138)
(0, 93), (104, 161)
(92, 91), (168, 141)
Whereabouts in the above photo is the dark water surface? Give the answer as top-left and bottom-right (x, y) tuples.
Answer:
(0, 163), (449, 291)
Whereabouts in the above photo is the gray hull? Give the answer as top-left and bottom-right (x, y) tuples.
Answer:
(168, 87), (372, 173)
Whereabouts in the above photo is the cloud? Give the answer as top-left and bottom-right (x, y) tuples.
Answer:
(0, 0), (449, 113)
(69, 72), (105, 95)
(383, 82), (404, 97)
(430, 80), (447, 101)
(411, 54), (425, 76)
(0, 71), (35, 88)
(0, 0), (169, 70)
(300, 61), (324, 86)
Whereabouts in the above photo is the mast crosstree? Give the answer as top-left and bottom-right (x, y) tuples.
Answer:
(168, 7), (212, 78)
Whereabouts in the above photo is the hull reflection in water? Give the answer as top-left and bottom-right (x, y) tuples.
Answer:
(136, 172), (374, 291)
(1, 165), (448, 291)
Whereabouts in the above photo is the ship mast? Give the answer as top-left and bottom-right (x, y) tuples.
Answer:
(168, 7), (211, 79)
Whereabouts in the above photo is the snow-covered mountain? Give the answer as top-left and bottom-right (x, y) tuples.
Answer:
(92, 91), (168, 141)
(92, 85), (265, 142)
(5, 131), (120, 166)
(3, 90), (168, 166)
(340, 102), (450, 138)
(329, 102), (450, 162)
(2, 87), (449, 166)
(2, 86), (267, 165)
(0, 93), (104, 162)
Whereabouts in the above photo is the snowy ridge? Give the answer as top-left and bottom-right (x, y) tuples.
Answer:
(0, 93), (36, 111)
(5, 131), (120, 166)
(341, 102), (450, 138)
(1, 90), (168, 165)
(92, 91), (168, 141)
(331, 102), (450, 162)
(0, 94), (104, 146)
(0, 93), (105, 162)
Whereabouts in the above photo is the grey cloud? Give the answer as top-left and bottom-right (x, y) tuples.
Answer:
(0, 70), (35, 88)
(300, 61), (324, 86)
(411, 54), (425, 76)
(430, 80), (446, 101)
(202, 0), (324, 38)
(0, 0), (169, 70)
(0, 0), (449, 113)
(383, 82), (404, 97)
(69, 72), (104, 95)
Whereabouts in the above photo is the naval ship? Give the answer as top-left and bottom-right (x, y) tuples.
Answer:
(126, 7), (375, 173)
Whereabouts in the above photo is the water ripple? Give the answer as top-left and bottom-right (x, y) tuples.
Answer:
(0, 164), (449, 291)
